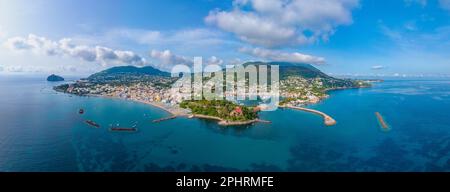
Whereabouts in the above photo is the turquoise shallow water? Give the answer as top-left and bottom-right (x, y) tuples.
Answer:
(0, 75), (449, 171)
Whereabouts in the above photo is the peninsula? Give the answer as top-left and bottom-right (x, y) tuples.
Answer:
(180, 100), (270, 126)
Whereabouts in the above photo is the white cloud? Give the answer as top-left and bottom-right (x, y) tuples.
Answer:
(239, 47), (325, 64)
(206, 10), (299, 47)
(5, 34), (60, 55)
(206, 56), (224, 66)
(150, 49), (227, 70)
(440, 0), (450, 10)
(5, 65), (24, 72)
(371, 65), (385, 70)
(227, 58), (243, 65)
(0, 64), (80, 73)
(4, 34), (147, 66)
(0, 26), (7, 40)
(206, 0), (359, 47)
(150, 49), (193, 67)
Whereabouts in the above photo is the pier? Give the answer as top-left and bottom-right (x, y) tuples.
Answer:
(152, 115), (177, 123)
(280, 105), (337, 126)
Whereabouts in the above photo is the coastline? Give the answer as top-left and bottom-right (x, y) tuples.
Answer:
(136, 100), (188, 116)
(191, 114), (271, 126)
(85, 94), (186, 116)
(117, 98), (269, 126)
(78, 93), (266, 126)
(66, 93), (336, 126)
(325, 85), (371, 94)
(59, 83), (371, 127)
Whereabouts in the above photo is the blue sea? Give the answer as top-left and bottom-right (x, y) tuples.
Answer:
(0, 75), (449, 172)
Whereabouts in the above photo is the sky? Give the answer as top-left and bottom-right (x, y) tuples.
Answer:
(1, 0), (450, 76)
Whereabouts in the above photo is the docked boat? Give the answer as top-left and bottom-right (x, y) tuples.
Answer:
(85, 120), (100, 128)
(109, 127), (138, 132)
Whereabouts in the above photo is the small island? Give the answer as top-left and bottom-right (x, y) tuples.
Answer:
(47, 74), (65, 82)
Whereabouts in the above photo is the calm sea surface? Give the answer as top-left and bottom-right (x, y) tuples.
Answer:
(0, 75), (449, 171)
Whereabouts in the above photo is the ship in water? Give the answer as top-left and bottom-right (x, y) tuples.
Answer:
(109, 127), (138, 132)
(108, 122), (138, 132)
(85, 120), (100, 128)
(375, 112), (390, 131)
(79, 109), (84, 114)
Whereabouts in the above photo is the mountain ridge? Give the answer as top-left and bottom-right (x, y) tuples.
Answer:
(88, 62), (329, 78)
(242, 61), (330, 79)
(84, 62), (365, 89)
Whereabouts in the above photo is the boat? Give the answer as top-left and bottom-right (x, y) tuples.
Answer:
(85, 120), (100, 128)
(375, 112), (389, 130)
(109, 127), (138, 132)
(79, 109), (84, 114)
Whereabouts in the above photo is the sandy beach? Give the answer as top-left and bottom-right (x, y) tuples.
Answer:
(88, 94), (189, 116)
(138, 100), (188, 116)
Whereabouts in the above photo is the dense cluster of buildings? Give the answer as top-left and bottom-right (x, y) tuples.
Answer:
(280, 77), (328, 105)
(66, 81), (182, 106)
(63, 75), (333, 109)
